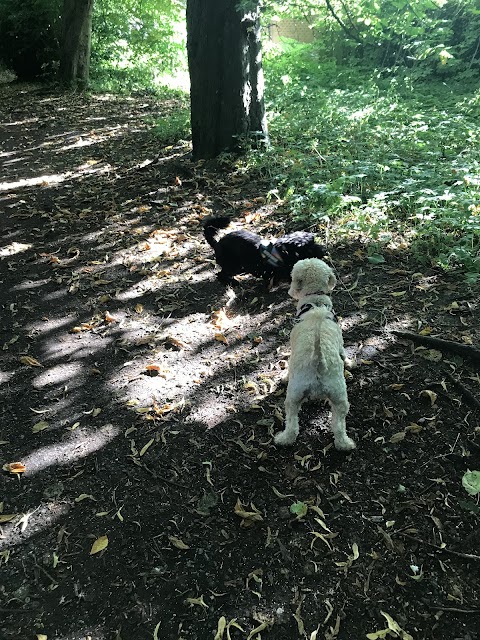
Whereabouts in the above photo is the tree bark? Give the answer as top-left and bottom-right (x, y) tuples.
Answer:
(186, 0), (269, 159)
(59, 0), (94, 89)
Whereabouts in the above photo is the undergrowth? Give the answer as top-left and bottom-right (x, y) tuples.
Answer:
(247, 43), (480, 280)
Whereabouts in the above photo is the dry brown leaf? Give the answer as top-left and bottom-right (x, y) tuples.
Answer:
(2, 462), (26, 474)
(19, 355), (43, 367)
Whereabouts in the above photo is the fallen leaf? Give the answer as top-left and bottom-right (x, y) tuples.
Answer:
(75, 494), (96, 502)
(234, 498), (263, 526)
(0, 514), (17, 523)
(169, 536), (190, 550)
(90, 535), (108, 555)
(420, 389), (437, 406)
(418, 349), (442, 362)
(2, 462), (26, 474)
(462, 470), (480, 496)
(185, 595), (208, 609)
(32, 421), (49, 433)
(214, 616), (227, 640)
(104, 311), (116, 323)
(290, 501), (308, 519)
(139, 438), (155, 457)
(19, 355), (43, 367)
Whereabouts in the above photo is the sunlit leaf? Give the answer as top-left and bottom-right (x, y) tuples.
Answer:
(90, 535), (108, 555)
(19, 355), (43, 367)
(2, 462), (26, 474)
(214, 616), (227, 640)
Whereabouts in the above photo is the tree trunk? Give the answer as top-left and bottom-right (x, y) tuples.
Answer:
(59, 0), (94, 89)
(186, 0), (269, 160)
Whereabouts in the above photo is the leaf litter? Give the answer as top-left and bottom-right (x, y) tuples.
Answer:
(0, 85), (478, 640)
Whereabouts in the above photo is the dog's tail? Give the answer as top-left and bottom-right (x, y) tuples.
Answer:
(306, 306), (334, 370)
(203, 215), (232, 248)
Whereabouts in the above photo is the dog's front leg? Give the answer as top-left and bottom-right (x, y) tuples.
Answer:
(274, 385), (302, 446)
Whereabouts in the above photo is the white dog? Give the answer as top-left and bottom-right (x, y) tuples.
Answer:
(274, 258), (355, 451)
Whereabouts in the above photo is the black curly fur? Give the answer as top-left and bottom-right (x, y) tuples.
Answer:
(203, 215), (328, 286)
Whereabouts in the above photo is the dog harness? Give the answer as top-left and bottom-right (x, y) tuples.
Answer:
(259, 240), (284, 267)
(296, 302), (338, 323)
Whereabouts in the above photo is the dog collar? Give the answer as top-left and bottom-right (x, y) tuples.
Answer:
(259, 240), (284, 267)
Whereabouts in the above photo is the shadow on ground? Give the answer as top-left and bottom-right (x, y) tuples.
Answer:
(1, 84), (479, 640)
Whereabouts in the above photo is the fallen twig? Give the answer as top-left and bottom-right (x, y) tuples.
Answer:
(397, 532), (480, 562)
(390, 330), (480, 363)
(428, 605), (480, 614)
(445, 371), (480, 410)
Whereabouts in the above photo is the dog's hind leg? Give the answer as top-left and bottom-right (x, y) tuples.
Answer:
(329, 394), (355, 451)
(274, 385), (303, 446)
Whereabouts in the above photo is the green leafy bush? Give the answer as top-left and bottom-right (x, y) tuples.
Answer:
(247, 42), (480, 277)
(0, 0), (62, 79)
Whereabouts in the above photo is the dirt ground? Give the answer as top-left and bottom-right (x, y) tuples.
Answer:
(1, 84), (479, 640)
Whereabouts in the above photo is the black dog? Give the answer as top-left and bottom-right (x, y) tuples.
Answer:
(203, 215), (328, 286)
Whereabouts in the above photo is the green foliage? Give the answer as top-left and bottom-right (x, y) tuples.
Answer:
(264, 0), (480, 78)
(90, 0), (187, 92)
(0, 0), (62, 79)
(245, 42), (480, 277)
(153, 100), (191, 144)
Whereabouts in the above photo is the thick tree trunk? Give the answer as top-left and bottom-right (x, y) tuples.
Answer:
(186, 0), (268, 159)
(59, 0), (94, 89)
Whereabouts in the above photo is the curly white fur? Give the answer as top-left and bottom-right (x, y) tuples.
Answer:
(275, 259), (355, 451)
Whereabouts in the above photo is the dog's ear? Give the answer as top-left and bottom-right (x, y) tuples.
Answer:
(326, 270), (336, 292)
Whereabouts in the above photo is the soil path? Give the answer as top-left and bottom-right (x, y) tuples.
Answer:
(1, 84), (479, 640)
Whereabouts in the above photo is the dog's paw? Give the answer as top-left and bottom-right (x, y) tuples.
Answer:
(274, 431), (297, 446)
(334, 436), (356, 451)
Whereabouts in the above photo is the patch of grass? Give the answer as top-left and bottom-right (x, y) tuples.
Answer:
(247, 43), (480, 278)
(153, 101), (191, 145)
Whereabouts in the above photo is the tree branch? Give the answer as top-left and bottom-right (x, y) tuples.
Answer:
(324, 0), (363, 44)
(391, 330), (480, 363)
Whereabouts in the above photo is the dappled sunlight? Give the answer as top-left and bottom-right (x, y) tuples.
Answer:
(0, 241), (32, 257)
(0, 501), (70, 551)
(0, 162), (112, 192)
(24, 313), (77, 336)
(2, 75), (478, 640)
(21, 424), (119, 476)
(0, 370), (15, 385)
(33, 361), (85, 389)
